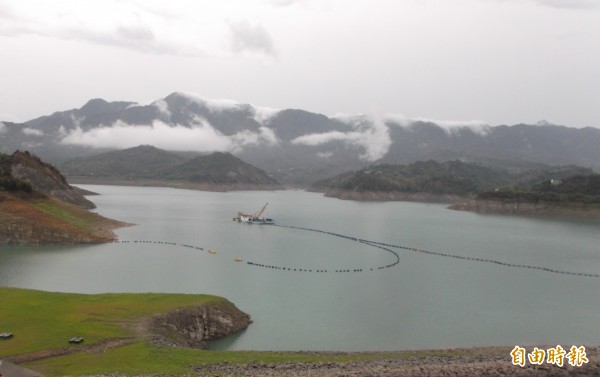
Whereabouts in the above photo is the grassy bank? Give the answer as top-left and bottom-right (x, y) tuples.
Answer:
(0, 287), (493, 376)
(24, 341), (413, 376)
(0, 287), (220, 357)
(0, 287), (391, 376)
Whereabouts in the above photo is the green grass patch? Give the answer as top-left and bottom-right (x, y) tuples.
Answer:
(0, 286), (219, 357)
(27, 199), (96, 233)
(25, 341), (406, 376)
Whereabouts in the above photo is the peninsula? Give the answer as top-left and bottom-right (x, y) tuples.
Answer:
(0, 151), (128, 244)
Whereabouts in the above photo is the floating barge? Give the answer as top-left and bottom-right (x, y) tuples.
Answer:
(233, 202), (275, 225)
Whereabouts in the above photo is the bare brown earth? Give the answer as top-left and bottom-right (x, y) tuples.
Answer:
(0, 191), (131, 244)
(67, 176), (282, 192)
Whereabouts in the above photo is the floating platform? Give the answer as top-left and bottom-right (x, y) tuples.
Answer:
(233, 202), (275, 225)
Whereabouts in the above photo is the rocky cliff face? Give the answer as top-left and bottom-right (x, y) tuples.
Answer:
(10, 151), (96, 209)
(149, 300), (252, 349)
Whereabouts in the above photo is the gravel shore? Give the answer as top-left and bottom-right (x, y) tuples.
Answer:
(193, 347), (600, 377)
(86, 346), (600, 377)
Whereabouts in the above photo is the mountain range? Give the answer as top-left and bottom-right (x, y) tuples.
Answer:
(2, 92), (599, 184)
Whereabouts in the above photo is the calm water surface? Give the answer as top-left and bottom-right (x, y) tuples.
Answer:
(1, 185), (599, 351)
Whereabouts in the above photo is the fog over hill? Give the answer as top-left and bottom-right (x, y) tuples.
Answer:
(2, 92), (599, 184)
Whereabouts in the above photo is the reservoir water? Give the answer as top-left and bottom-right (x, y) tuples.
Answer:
(1, 185), (599, 351)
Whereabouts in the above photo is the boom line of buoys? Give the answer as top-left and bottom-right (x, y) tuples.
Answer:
(266, 224), (600, 278)
(4, 224), (598, 278)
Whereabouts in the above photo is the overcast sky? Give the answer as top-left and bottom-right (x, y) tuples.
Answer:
(0, 0), (599, 127)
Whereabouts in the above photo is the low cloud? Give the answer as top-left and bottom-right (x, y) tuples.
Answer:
(292, 114), (391, 161)
(317, 151), (333, 159)
(292, 131), (355, 145)
(57, 125), (68, 137)
(60, 118), (278, 152)
(22, 127), (44, 136)
(228, 20), (276, 57)
(385, 114), (491, 136)
(253, 106), (280, 124)
(293, 112), (491, 161)
(176, 92), (245, 113)
(0, 122), (6, 134)
(152, 99), (171, 118)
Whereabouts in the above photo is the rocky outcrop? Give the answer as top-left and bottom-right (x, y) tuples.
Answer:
(149, 300), (252, 349)
(10, 151), (96, 209)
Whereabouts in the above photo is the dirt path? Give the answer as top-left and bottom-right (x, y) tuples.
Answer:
(7, 337), (134, 364)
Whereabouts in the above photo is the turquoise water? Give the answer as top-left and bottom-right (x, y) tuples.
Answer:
(1, 185), (599, 351)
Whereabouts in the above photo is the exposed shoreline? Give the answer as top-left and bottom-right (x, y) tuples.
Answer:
(450, 198), (600, 221)
(0, 193), (132, 244)
(316, 188), (600, 221)
(67, 176), (283, 192)
(80, 345), (600, 377)
(321, 188), (461, 203)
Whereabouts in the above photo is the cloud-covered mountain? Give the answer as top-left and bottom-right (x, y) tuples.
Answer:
(2, 92), (600, 184)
